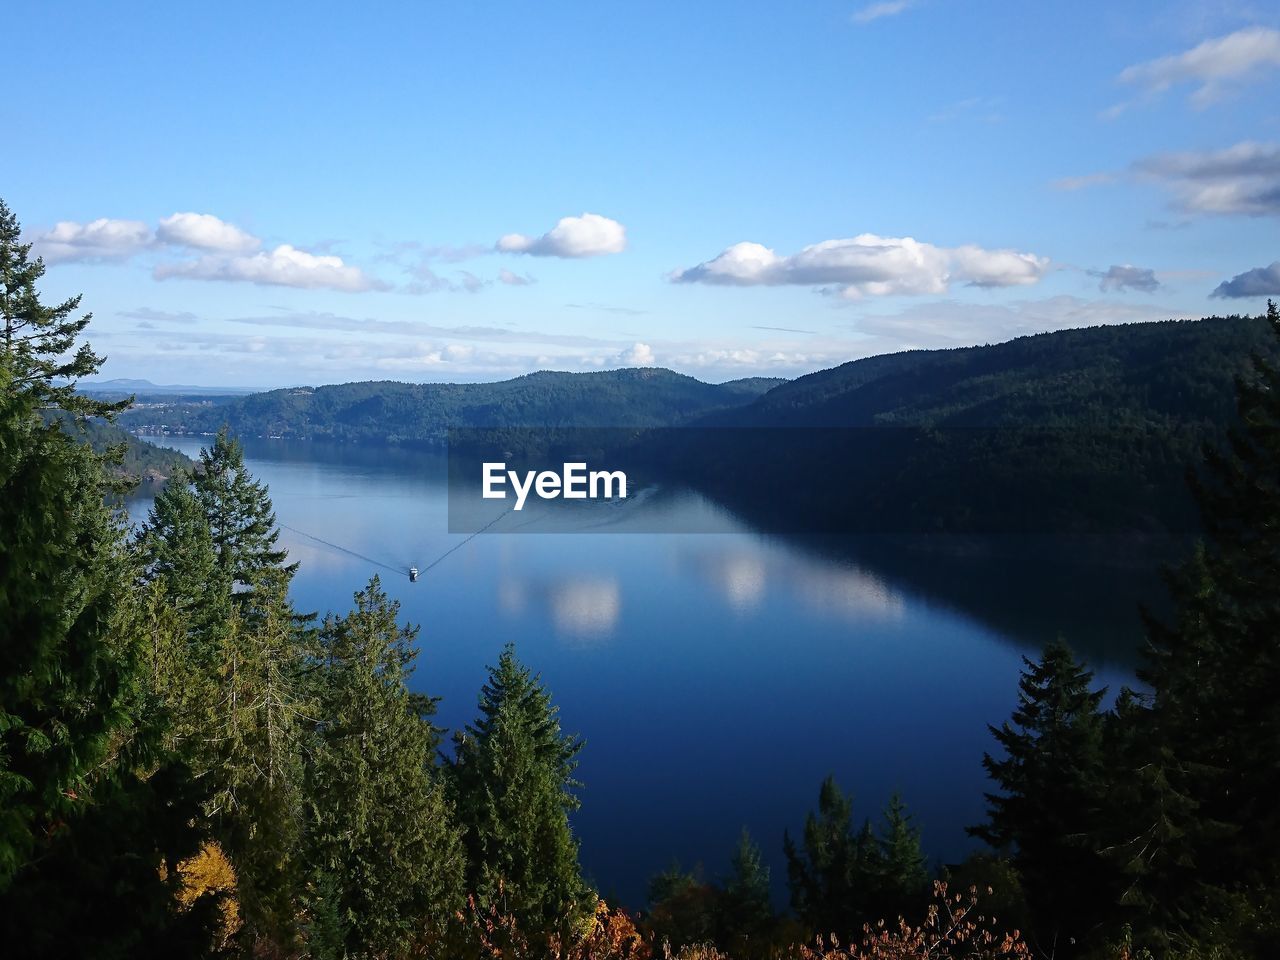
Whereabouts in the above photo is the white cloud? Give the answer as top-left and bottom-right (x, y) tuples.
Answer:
(852, 0), (913, 24)
(34, 218), (153, 262)
(154, 244), (384, 292)
(443, 343), (475, 361)
(498, 268), (536, 286)
(156, 212), (260, 253)
(621, 342), (655, 366)
(1115, 26), (1280, 110)
(497, 212), (627, 258)
(1137, 141), (1280, 216)
(671, 234), (1048, 298)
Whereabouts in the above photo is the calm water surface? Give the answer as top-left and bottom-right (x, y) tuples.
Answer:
(135, 436), (1160, 907)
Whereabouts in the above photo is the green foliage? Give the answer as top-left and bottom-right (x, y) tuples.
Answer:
(0, 198), (124, 419)
(137, 477), (230, 656)
(969, 640), (1117, 950)
(0, 197), (223, 954)
(136, 440), (310, 947)
(668, 313), (1280, 539)
(784, 777), (929, 939)
(192, 427), (297, 597)
(718, 314), (1274, 431)
(877, 793), (929, 911)
(0, 199), (140, 886)
(720, 829), (775, 951)
(303, 577), (465, 956)
(68, 414), (191, 483)
(210, 580), (310, 945)
(1113, 301), (1280, 952)
(450, 644), (594, 939)
(118, 368), (785, 443)
(0, 762), (226, 960)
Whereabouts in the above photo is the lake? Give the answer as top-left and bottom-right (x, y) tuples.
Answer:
(133, 436), (1164, 908)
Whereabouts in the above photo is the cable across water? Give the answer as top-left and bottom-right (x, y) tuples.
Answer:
(279, 507), (512, 580)
(278, 524), (405, 576)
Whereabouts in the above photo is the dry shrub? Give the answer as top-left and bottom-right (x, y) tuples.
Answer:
(452, 894), (651, 959)
(663, 883), (1027, 960)
(785, 882), (1028, 960)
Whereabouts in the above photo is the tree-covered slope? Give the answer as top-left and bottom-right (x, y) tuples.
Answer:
(49, 414), (192, 484)
(666, 315), (1278, 537)
(711, 315), (1272, 430)
(120, 368), (786, 444)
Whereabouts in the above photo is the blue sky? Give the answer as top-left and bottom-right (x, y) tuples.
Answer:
(6, 0), (1279, 387)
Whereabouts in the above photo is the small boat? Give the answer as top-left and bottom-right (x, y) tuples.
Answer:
(408, 567), (420, 583)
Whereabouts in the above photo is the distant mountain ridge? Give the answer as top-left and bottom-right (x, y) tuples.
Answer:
(119, 368), (788, 444)
(81, 378), (252, 397)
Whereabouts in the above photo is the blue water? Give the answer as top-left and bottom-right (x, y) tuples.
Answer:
(135, 436), (1154, 907)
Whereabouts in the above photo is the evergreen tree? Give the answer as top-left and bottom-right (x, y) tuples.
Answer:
(0, 198), (124, 418)
(0, 197), (222, 953)
(719, 828), (774, 948)
(206, 574), (309, 948)
(784, 776), (884, 937)
(134, 432), (312, 949)
(969, 639), (1115, 952)
(303, 577), (464, 956)
(0, 199), (142, 883)
(1120, 300), (1280, 946)
(192, 427), (297, 600)
(136, 474), (230, 655)
(450, 644), (593, 939)
(874, 792), (928, 918)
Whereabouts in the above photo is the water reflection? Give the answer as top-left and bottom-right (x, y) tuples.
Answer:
(674, 544), (904, 622)
(498, 573), (623, 643)
(130, 436), (1162, 907)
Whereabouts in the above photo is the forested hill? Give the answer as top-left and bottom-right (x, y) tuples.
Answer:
(47, 414), (192, 485)
(659, 314), (1280, 538)
(707, 314), (1275, 429)
(119, 368), (786, 444)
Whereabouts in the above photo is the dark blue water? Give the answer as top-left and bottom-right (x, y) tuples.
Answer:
(136, 436), (1156, 907)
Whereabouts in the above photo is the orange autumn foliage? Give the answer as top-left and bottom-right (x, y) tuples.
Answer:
(451, 894), (651, 959)
(663, 884), (1028, 960)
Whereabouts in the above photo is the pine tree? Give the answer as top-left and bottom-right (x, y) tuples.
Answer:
(136, 474), (230, 656)
(0, 200), (139, 884)
(192, 427), (297, 600)
(1122, 300), (1280, 943)
(0, 197), (222, 953)
(303, 577), (464, 956)
(719, 828), (774, 947)
(969, 639), (1115, 951)
(784, 776), (884, 937)
(875, 793), (928, 918)
(0, 198), (124, 419)
(135, 432), (312, 948)
(450, 644), (593, 939)
(206, 574), (309, 947)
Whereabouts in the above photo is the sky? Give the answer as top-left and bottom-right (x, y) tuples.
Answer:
(5, 0), (1279, 388)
